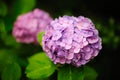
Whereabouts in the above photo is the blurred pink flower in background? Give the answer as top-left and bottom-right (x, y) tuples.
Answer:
(12, 8), (53, 44)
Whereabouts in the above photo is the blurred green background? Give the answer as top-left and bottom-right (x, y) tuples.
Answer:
(0, 0), (120, 80)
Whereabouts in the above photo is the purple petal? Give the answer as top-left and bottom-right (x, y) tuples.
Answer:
(87, 36), (99, 44)
(52, 31), (62, 40)
(67, 53), (74, 59)
(93, 49), (99, 56)
(80, 30), (93, 37)
(85, 54), (92, 60)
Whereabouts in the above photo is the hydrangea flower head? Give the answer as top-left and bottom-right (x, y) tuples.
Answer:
(12, 8), (53, 44)
(42, 15), (102, 67)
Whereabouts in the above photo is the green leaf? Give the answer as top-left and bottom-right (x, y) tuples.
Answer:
(0, 49), (21, 73)
(83, 66), (98, 80)
(0, 49), (14, 65)
(58, 65), (98, 80)
(1, 62), (21, 80)
(0, 19), (6, 33)
(26, 52), (56, 79)
(2, 35), (21, 48)
(0, 50), (8, 72)
(37, 32), (44, 46)
(13, 0), (36, 15)
(0, 2), (7, 16)
(58, 65), (84, 80)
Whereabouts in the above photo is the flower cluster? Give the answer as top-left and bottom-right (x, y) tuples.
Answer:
(42, 16), (102, 67)
(12, 8), (52, 44)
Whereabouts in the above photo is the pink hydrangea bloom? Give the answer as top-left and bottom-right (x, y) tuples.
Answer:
(42, 15), (102, 67)
(12, 8), (53, 44)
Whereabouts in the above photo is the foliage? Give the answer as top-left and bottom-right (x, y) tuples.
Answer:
(58, 65), (97, 80)
(1, 62), (21, 80)
(26, 53), (56, 79)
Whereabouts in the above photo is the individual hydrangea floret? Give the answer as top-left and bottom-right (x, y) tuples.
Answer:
(12, 8), (53, 44)
(42, 15), (102, 67)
